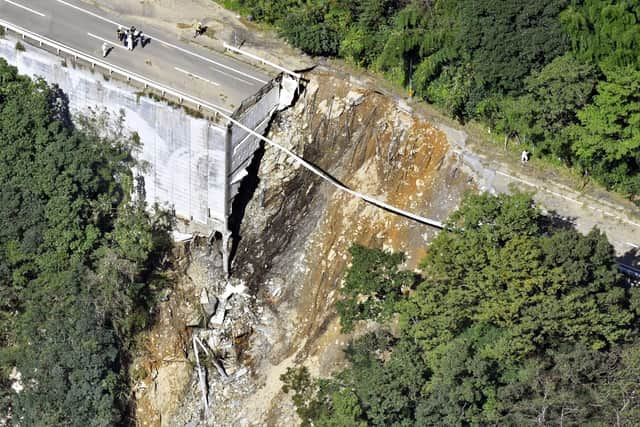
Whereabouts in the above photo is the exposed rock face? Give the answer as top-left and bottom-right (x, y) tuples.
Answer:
(132, 66), (474, 426)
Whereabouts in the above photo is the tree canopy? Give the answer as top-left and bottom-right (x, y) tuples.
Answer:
(222, 0), (640, 201)
(282, 192), (640, 425)
(0, 59), (170, 425)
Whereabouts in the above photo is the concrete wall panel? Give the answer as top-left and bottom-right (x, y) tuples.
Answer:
(0, 38), (279, 235)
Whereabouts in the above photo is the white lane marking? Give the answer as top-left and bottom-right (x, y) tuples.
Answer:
(157, 42), (267, 84)
(208, 66), (254, 85)
(174, 66), (220, 86)
(87, 32), (126, 49)
(626, 242), (639, 248)
(55, 0), (268, 85)
(56, 0), (119, 25)
(4, 0), (45, 17)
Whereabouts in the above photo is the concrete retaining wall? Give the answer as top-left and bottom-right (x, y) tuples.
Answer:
(0, 37), (280, 235)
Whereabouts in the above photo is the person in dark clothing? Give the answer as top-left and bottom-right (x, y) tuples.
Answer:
(194, 21), (203, 38)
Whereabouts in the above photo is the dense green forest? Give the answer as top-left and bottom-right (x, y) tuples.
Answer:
(224, 0), (640, 199)
(0, 60), (170, 426)
(282, 192), (640, 425)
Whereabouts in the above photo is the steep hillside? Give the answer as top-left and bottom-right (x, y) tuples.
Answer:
(130, 65), (475, 426)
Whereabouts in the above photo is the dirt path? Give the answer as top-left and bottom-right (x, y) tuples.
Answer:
(433, 120), (640, 263)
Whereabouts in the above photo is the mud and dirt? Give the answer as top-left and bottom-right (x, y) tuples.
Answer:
(128, 65), (474, 426)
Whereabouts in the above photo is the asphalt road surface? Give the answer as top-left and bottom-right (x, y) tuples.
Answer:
(0, 0), (273, 113)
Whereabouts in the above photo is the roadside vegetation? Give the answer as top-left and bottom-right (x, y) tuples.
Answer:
(282, 192), (640, 425)
(0, 59), (172, 426)
(221, 0), (640, 201)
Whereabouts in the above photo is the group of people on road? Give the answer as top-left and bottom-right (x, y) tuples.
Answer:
(117, 25), (147, 51)
(101, 25), (149, 57)
(101, 21), (203, 58)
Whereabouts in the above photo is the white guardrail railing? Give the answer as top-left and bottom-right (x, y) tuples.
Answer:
(0, 18), (231, 118)
(1, 18), (444, 229)
(223, 43), (301, 80)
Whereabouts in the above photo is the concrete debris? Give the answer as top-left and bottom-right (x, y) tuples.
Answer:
(220, 281), (249, 301)
(200, 289), (218, 318)
(199, 288), (210, 305)
(202, 299), (218, 317)
(265, 277), (284, 299)
(278, 75), (299, 111)
(185, 306), (203, 327)
(346, 90), (366, 107)
(208, 305), (226, 329)
(172, 230), (193, 242)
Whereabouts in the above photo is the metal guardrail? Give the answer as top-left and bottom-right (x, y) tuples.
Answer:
(617, 261), (640, 280)
(223, 43), (301, 80)
(0, 18), (232, 119)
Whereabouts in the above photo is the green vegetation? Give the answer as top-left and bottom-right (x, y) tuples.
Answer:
(221, 0), (640, 201)
(336, 244), (415, 332)
(282, 192), (640, 425)
(0, 59), (171, 425)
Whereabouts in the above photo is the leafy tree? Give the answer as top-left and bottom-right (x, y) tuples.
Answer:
(312, 331), (429, 427)
(279, 0), (349, 56)
(403, 0), (569, 117)
(489, 54), (599, 160)
(11, 271), (122, 427)
(501, 342), (640, 425)
(561, 0), (640, 69)
(336, 244), (416, 332)
(288, 193), (640, 425)
(339, 0), (401, 66)
(399, 192), (633, 357)
(568, 66), (640, 196)
(0, 59), (169, 423)
(281, 366), (327, 426)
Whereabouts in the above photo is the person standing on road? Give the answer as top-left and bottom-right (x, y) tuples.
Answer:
(194, 21), (203, 38)
(139, 31), (146, 48)
(117, 26), (124, 42)
(102, 42), (109, 57)
(127, 31), (133, 51)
